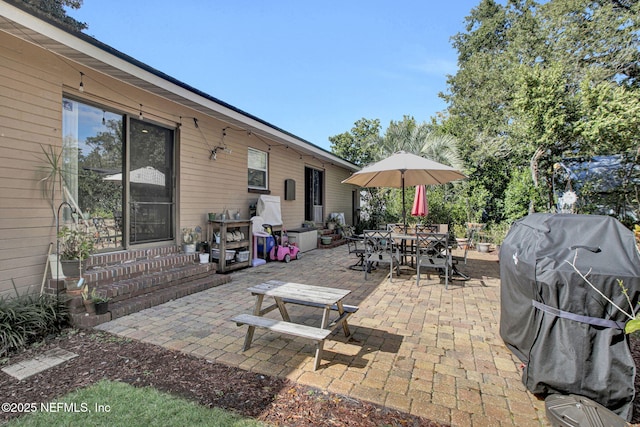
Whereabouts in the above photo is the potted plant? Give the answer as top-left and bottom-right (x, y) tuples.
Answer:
(181, 226), (200, 253)
(452, 223), (468, 248)
(477, 241), (491, 253)
(326, 215), (343, 231)
(57, 226), (95, 278)
(198, 245), (210, 264)
(80, 285), (111, 314)
(38, 144), (70, 221)
(92, 293), (111, 315)
(321, 235), (333, 245)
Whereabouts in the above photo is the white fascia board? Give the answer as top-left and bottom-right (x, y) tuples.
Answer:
(0, 1), (358, 171)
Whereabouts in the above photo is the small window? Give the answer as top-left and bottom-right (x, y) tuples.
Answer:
(248, 148), (268, 190)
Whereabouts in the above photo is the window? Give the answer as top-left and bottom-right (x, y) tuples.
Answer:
(248, 148), (268, 190)
(62, 97), (175, 248)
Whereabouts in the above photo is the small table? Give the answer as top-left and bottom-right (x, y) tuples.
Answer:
(247, 280), (353, 336)
(237, 280), (356, 370)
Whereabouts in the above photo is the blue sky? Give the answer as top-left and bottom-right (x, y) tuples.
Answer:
(69, 1), (482, 151)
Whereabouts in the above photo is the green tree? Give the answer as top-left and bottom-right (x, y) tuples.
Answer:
(14, 0), (87, 31)
(443, 0), (640, 223)
(329, 118), (384, 228)
(329, 118), (380, 167)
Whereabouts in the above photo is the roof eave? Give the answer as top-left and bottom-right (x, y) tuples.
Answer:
(0, 0), (359, 171)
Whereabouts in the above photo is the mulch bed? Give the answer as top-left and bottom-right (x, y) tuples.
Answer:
(0, 329), (443, 427)
(4, 329), (640, 426)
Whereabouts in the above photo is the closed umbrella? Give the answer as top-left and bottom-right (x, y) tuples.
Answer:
(411, 185), (428, 217)
(342, 151), (465, 230)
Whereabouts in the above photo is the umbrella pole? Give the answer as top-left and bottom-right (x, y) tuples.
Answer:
(401, 172), (407, 233)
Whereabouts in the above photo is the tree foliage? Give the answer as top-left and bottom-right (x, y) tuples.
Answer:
(442, 0), (640, 222)
(12, 0), (87, 31)
(329, 118), (380, 167)
(332, 0), (640, 227)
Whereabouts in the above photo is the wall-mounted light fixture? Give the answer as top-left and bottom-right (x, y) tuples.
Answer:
(210, 146), (232, 160)
(139, 104), (143, 121)
(79, 72), (85, 92)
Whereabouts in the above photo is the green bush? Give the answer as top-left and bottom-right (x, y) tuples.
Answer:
(503, 168), (546, 222)
(0, 293), (69, 357)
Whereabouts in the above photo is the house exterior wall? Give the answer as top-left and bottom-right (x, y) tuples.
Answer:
(0, 29), (357, 297)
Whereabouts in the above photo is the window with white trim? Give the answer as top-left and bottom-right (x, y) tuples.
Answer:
(248, 147), (268, 190)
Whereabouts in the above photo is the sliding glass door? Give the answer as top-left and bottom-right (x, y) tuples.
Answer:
(129, 119), (174, 244)
(62, 98), (175, 249)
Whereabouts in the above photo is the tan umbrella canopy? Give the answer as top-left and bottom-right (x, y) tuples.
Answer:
(342, 151), (466, 230)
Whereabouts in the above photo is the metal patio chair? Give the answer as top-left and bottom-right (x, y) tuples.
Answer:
(363, 230), (400, 282)
(416, 232), (451, 289)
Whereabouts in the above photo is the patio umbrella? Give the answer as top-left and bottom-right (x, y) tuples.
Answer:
(342, 151), (465, 230)
(411, 185), (428, 217)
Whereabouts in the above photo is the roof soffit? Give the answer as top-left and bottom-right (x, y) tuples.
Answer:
(0, 2), (358, 171)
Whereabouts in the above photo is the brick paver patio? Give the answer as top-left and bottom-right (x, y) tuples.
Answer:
(97, 245), (548, 426)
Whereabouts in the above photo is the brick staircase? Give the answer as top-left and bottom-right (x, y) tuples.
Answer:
(46, 246), (230, 328)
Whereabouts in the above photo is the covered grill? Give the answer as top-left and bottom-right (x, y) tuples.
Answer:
(499, 213), (640, 421)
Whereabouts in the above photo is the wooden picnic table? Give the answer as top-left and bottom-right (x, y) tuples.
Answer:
(231, 280), (358, 370)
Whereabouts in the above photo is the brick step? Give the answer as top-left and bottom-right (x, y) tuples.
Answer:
(71, 273), (231, 329)
(84, 252), (200, 287)
(86, 245), (181, 268)
(92, 262), (215, 303)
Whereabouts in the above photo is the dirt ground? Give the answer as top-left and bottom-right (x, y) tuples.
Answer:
(2, 328), (640, 426)
(0, 329), (443, 427)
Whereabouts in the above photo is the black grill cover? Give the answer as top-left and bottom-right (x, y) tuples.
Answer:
(499, 213), (640, 421)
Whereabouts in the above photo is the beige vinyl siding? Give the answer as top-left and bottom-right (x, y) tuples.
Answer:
(325, 166), (357, 225)
(0, 33), (63, 296)
(0, 27), (356, 295)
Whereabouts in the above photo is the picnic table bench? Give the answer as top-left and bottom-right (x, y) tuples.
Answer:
(231, 280), (358, 370)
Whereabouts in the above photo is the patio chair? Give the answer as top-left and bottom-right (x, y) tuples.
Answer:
(403, 224), (438, 266)
(416, 232), (451, 289)
(417, 224), (438, 233)
(363, 230), (400, 282)
(343, 226), (367, 271)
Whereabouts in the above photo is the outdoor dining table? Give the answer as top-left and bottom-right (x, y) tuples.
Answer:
(232, 280), (357, 370)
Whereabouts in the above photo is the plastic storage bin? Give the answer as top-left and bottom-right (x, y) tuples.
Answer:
(236, 250), (250, 262)
(211, 248), (235, 261)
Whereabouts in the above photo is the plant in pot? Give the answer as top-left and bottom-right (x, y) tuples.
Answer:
(198, 244), (210, 264)
(452, 223), (468, 248)
(91, 293), (111, 315)
(326, 215), (341, 231)
(80, 285), (110, 314)
(38, 144), (71, 221)
(181, 227), (200, 253)
(57, 226), (95, 287)
(321, 235), (333, 245)
(475, 225), (491, 252)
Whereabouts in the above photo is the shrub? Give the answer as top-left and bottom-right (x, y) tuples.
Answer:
(0, 293), (69, 357)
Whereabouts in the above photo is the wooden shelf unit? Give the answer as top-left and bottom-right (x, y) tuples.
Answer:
(207, 219), (253, 273)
